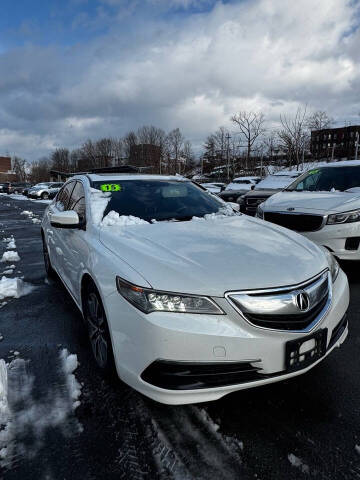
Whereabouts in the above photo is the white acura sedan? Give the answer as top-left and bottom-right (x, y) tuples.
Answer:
(257, 161), (360, 260)
(41, 174), (349, 405)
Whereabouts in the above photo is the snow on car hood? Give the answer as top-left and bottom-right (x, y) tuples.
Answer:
(263, 191), (360, 213)
(99, 215), (327, 296)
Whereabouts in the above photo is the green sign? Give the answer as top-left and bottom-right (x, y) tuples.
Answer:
(308, 169), (320, 175)
(100, 183), (122, 192)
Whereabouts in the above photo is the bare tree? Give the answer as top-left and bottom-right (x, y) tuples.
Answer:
(123, 131), (138, 158)
(231, 111), (265, 169)
(307, 111), (334, 131)
(12, 156), (28, 181)
(29, 157), (51, 183)
(278, 106), (308, 170)
(167, 128), (185, 174)
(51, 148), (70, 172)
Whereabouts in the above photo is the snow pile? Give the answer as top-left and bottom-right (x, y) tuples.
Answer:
(193, 205), (239, 222)
(288, 453), (309, 474)
(101, 210), (149, 227)
(20, 210), (34, 217)
(3, 237), (16, 250)
(1, 251), (20, 263)
(1, 269), (14, 275)
(60, 349), (82, 410)
(0, 277), (34, 300)
(31, 218), (41, 224)
(90, 188), (111, 225)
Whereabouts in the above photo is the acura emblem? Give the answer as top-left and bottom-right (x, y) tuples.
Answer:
(287, 207), (295, 211)
(295, 292), (310, 312)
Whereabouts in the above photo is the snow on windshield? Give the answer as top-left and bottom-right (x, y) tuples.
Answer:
(255, 175), (298, 190)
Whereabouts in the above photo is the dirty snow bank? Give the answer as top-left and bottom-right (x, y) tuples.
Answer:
(60, 349), (82, 410)
(288, 453), (309, 473)
(1, 251), (20, 263)
(3, 237), (16, 250)
(0, 277), (34, 300)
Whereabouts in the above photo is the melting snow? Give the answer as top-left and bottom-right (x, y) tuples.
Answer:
(60, 349), (82, 411)
(90, 188), (111, 225)
(101, 211), (149, 227)
(0, 277), (34, 300)
(1, 252), (20, 263)
(288, 453), (309, 474)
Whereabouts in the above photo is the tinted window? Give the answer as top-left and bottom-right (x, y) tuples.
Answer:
(92, 180), (227, 222)
(68, 182), (86, 222)
(287, 166), (360, 192)
(56, 181), (76, 211)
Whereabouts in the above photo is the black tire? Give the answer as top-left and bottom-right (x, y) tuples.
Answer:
(83, 283), (116, 375)
(41, 192), (49, 200)
(42, 236), (56, 278)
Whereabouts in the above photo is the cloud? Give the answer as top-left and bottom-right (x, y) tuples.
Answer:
(0, 0), (359, 160)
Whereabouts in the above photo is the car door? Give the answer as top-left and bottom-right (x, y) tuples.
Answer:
(47, 181), (76, 284)
(58, 181), (89, 303)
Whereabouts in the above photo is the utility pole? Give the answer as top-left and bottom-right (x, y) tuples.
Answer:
(331, 143), (336, 162)
(355, 132), (359, 161)
(226, 133), (231, 181)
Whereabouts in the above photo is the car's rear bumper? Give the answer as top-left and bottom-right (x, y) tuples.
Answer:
(104, 269), (349, 404)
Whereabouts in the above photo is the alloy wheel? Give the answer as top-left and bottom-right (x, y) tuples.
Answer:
(86, 292), (108, 369)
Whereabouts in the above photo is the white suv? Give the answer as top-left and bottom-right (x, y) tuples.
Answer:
(41, 173), (349, 405)
(257, 161), (360, 260)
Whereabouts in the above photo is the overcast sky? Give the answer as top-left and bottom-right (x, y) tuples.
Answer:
(1, 0), (360, 160)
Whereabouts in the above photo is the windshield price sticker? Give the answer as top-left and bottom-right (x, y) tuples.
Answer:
(308, 169), (320, 175)
(100, 183), (122, 192)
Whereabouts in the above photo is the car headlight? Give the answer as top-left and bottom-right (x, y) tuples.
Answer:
(256, 203), (264, 219)
(327, 209), (360, 225)
(320, 247), (339, 283)
(116, 277), (224, 314)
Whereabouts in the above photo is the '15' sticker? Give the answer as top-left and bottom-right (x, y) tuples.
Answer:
(100, 183), (122, 192)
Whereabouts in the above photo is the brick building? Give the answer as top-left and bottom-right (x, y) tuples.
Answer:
(129, 144), (161, 173)
(311, 125), (360, 160)
(0, 156), (15, 182)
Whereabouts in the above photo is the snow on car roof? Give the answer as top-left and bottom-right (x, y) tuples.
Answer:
(78, 173), (190, 182)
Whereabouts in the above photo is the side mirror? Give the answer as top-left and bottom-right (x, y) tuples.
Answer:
(51, 210), (80, 229)
(251, 185), (255, 190)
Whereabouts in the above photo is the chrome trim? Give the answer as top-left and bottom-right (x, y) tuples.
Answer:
(225, 270), (332, 334)
(263, 210), (327, 232)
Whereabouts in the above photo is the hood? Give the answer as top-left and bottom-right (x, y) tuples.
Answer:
(245, 188), (281, 197)
(99, 215), (327, 296)
(264, 191), (360, 213)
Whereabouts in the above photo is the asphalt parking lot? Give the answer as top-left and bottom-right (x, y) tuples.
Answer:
(1, 194), (360, 480)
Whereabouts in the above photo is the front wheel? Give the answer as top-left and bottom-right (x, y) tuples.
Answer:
(84, 284), (116, 375)
(42, 236), (56, 278)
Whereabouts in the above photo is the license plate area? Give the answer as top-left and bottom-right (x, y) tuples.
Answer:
(285, 329), (328, 372)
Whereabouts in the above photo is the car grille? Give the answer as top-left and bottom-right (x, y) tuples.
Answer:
(227, 271), (330, 332)
(246, 197), (265, 206)
(263, 212), (324, 232)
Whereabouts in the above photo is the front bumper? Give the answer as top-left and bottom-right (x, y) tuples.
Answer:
(303, 223), (360, 260)
(104, 269), (349, 404)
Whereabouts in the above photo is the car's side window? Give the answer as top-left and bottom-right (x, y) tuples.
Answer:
(68, 181), (86, 223)
(56, 181), (76, 211)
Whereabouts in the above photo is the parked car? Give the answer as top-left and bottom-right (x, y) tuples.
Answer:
(240, 172), (302, 215)
(225, 177), (260, 192)
(218, 188), (248, 203)
(28, 182), (63, 200)
(22, 184), (35, 196)
(257, 161), (360, 260)
(200, 182), (226, 194)
(0, 183), (6, 192)
(41, 173), (349, 405)
(3, 182), (33, 195)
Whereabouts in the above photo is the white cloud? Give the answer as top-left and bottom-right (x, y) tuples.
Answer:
(0, 0), (360, 159)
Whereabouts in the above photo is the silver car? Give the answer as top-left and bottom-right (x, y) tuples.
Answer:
(28, 182), (63, 200)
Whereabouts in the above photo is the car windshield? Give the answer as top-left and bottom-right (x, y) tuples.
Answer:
(34, 183), (50, 188)
(286, 166), (360, 192)
(92, 179), (227, 222)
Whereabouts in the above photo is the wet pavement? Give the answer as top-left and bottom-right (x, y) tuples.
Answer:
(0, 194), (359, 480)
